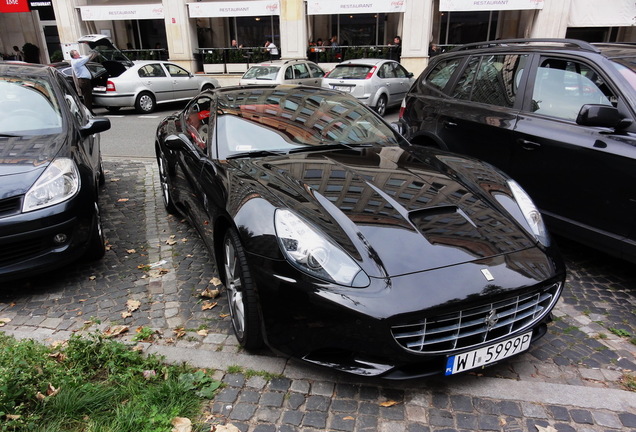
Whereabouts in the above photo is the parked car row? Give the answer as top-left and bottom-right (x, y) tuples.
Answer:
(2, 37), (633, 380)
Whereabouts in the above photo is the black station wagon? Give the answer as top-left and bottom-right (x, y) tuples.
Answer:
(397, 39), (636, 263)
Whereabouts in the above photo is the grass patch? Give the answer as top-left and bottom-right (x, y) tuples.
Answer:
(621, 373), (636, 392)
(226, 365), (283, 381)
(0, 332), (221, 431)
(609, 328), (632, 338)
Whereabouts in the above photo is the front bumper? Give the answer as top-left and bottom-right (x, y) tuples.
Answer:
(249, 247), (565, 379)
(0, 191), (97, 281)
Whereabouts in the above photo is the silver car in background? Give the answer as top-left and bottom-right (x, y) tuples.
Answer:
(93, 61), (218, 113)
(321, 58), (414, 116)
(239, 59), (325, 87)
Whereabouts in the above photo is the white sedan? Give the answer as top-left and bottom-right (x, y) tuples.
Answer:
(93, 61), (219, 113)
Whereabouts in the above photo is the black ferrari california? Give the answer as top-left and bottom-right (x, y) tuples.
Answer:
(155, 85), (566, 379)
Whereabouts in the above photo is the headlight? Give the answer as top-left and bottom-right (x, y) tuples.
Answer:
(23, 158), (80, 212)
(275, 209), (369, 287)
(507, 180), (549, 247)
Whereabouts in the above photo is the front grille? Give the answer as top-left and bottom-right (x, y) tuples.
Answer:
(0, 196), (22, 218)
(391, 283), (561, 354)
(0, 236), (52, 267)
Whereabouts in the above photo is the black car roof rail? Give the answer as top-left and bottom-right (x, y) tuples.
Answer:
(449, 38), (601, 53)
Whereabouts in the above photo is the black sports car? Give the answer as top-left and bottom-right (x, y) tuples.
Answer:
(155, 85), (566, 379)
(0, 63), (110, 281)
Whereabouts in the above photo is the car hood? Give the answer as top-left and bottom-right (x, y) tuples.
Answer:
(232, 145), (538, 277)
(0, 134), (64, 198)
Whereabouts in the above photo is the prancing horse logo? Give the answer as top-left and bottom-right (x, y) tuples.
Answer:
(484, 309), (499, 330)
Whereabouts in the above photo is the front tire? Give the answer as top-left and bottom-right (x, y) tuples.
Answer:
(86, 201), (106, 261)
(157, 148), (178, 215)
(135, 92), (156, 113)
(223, 229), (263, 350)
(375, 94), (387, 116)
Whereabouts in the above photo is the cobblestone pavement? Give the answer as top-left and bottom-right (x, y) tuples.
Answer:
(1, 159), (635, 432)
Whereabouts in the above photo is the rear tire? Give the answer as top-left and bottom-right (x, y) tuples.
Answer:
(375, 94), (388, 116)
(223, 228), (263, 350)
(135, 92), (155, 114)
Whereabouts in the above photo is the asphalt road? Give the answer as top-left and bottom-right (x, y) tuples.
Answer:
(94, 103), (401, 159)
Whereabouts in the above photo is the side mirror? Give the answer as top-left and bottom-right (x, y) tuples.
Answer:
(80, 117), (111, 137)
(407, 72), (414, 78)
(576, 104), (632, 129)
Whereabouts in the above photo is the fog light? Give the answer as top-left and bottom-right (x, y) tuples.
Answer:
(53, 233), (68, 245)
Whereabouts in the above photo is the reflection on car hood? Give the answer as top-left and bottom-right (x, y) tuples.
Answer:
(233, 145), (536, 277)
(0, 134), (64, 198)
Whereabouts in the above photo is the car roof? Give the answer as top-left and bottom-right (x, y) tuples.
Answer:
(249, 59), (313, 67)
(440, 38), (636, 60)
(0, 62), (55, 77)
(336, 58), (391, 66)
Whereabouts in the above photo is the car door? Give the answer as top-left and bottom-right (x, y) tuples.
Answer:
(377, 62), (398, 105)
(165, 63), (199, 100)
(510, 55), (636, 249)
(138, 63), (173, 103)
(308, 63), (326, 86)
(388, 62), (413, 105)
(437, 53), (530, 170)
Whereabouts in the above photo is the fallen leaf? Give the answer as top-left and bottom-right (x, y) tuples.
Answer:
(132, 345), (144, 352)
(202, 301), (217, 311)
(210, 277), (223, 286)
(200, 288), (220, 299)
(174, 327), (186, 338)
(121, 311), (132, 319)
(148, 268), (170, 278)
(343, 416), (355, 420)
(110, 178), (120, 182)
(171, 417), (192, 432)
(379, 400), (399, 407)
(5, 415), (21, 420)
(197, 329), (208, 336)
(89, 275), (96, 281)
(536, 426), (558, 432)
(127, 299), (141, 312)
(219, 313), (230, 318)
(36, 392), (46, 401)
(117, 198), (129, 202)
(127, 249), (136, 254)
(0, 317), (11, 327)
(48, 352), (66, 362)
(143, 370), (157, 379)
(103, 325), (129, 338)
(181, 238), (188, 243)
(166, 238), (177, 245)
(46, 384), (59, 397)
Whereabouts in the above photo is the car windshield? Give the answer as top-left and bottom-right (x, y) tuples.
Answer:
(243, 66), (280, 80)
(216, 88), (403, 159)
(328, 65), (372, 79)
(609, 57), (636, 92)
(0, 78), (63, 135)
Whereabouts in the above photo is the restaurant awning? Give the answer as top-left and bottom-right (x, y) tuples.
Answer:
(79, 4), (164, 21)
(569, 0), (636, 27)
(306, 0), (406, 15)
(439, 0), (544, 12)
(187, 1), (280, 18)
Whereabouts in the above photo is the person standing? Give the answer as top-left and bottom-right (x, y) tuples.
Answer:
(265, 38), (279, 60)
(389, 36), (402, 61)
(12, 46), (24, 61)
(70, 49), (98, 112)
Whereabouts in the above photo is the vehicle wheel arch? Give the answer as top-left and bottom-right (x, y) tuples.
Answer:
(201, 83), (215, 92)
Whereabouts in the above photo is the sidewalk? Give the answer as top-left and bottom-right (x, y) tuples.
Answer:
(1, 159), (635, 432)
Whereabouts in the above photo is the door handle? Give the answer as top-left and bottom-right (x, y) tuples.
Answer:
(517, 139), (541, 150)
(443, 121), (458, 128)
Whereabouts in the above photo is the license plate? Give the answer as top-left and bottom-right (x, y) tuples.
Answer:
(445, 331), (532, 375)
(332, 85), (352, 92)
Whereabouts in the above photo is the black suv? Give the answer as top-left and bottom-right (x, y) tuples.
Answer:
(397, 38), (636, 263)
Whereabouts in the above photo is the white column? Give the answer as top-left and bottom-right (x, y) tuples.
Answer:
(162, 0), (198, 71)
(400, 0), (434, 77)
(51, 0), (89, 47)
(529, 0), (573, 38)
(279, 0), (307, 60)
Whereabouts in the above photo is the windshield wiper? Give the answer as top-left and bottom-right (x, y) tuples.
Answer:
(287, 142), (372, 154)
(226, 149), (289, 159)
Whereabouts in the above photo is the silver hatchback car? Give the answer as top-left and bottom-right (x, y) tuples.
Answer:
(322, 58), (414, 116)
(239, 59), (325, 87)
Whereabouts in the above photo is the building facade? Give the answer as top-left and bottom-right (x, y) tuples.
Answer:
(1, 0), (635, 76)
